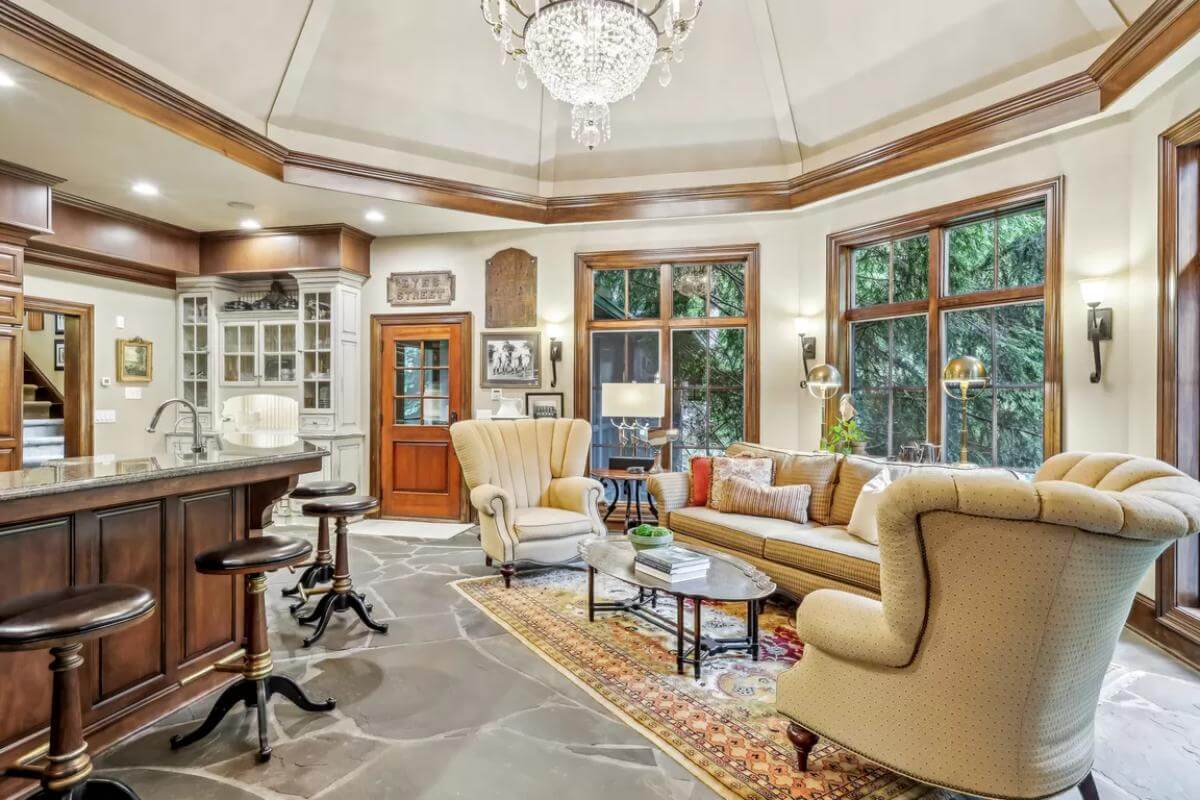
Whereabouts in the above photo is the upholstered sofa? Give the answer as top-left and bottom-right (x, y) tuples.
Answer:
(647, 442), (1011, 600)
(775, 451), (1200, 800)
(449, 418), (606, 586)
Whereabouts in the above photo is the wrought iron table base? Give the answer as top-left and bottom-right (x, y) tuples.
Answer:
(587, 567), (759, 679)
(599, 477), (658, 530)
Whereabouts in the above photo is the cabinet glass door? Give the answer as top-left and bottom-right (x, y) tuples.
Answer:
(222, 322), (257, 384)
(302, 291), (333, 410)
(181, 296), (209, 408)
(261, 322), (297, 384)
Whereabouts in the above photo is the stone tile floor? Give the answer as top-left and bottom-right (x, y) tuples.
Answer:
(92, 527), (1200, 800)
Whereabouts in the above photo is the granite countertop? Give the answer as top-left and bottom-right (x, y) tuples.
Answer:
(0, 440), (326, 501)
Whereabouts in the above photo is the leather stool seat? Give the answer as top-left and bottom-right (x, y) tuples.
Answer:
(301, 495), (379, 517)
(195, 534), (312, 575)
(0, 585), (155, 651)
(290, 481), (355, 499)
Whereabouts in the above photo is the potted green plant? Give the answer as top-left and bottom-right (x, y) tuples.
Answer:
(821, 416), (867, 455)
(628, 524), (673, 550)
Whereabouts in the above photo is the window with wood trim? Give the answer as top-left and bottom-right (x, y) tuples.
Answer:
(828, 179), (1062, 471)
(575, 247), (760, 471)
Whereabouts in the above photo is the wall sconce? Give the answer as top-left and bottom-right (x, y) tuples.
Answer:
(1080, 279), (1112, 384)
(546, 322), (564, 388)
(794, 318), (817, 387)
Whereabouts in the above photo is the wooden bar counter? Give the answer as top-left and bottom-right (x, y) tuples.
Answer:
(0, 443), (324, 798)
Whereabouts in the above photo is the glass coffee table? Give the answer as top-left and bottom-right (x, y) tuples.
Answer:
(579, 536), (776, 679)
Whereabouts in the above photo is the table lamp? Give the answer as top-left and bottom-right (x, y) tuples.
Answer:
(942, 355), (989, 467)
(805, 364), (842, 445)
(601, 383), (666, 460)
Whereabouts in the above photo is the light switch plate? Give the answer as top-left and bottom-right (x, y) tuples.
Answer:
(94, 409), (117, 424)
(115, 315), (126, 329)
(99, 377), (112, 387)
(124, 387), (143, 400)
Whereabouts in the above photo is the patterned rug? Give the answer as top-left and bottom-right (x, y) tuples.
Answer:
(453, 569), (934, 800)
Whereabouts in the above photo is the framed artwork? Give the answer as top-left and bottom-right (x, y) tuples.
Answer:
(117, 337), (153, 383)
(387, 270), (456, 306)
(481, 332), (540, 388)
(525, 392), (564, 419)
(54, 339), (65, 371)
(53, 314), (65, 334)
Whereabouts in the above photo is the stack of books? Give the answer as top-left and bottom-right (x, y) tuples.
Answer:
(634, 546), (710, 583)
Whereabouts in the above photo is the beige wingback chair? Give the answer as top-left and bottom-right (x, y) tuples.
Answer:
(450, 418), (605, 586)
(776, 452), (1200, 800)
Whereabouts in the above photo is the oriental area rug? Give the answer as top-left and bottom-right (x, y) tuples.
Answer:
(453, 570), (935, 800)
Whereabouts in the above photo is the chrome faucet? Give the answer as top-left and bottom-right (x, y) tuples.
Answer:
(147, 398), (206, 454)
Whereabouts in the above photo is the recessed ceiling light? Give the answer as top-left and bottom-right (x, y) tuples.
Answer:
(239, 218), (262, 230)
(0, 71), (14, 88)
(131, 181), (159, 197)
(364, 209), (385, 223)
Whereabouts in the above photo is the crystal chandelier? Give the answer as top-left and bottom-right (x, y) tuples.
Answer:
(481, 0), (703, 150)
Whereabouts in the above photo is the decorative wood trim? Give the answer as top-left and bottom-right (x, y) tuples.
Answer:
(0, 0), (1194, 225)
(54, 192), (195, 238)
(574, 245), (760, 460)
(1126, 593), (1200, 671)
(1155, 105), (1200, 650)
(0, 158), (64, 187)
(368, 312), (473, 523)
(198, 222), (373, 242)
(23, 242), (179, 289)
(826, 177), (1064, 462)
(24, 295), (93, 458)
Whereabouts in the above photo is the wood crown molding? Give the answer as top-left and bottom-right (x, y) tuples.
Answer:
(0, 0), (1197, 225)
(198, 221), (374, 243)
(0, 157), (64, 187)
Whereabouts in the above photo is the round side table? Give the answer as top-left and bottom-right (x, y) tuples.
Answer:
(591, 467), (659, 530)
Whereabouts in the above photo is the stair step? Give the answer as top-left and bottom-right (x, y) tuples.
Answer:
(23, 400), (52, 419)
(24, 434), (65, 447)
(23, 384), (37, 401)
(24, 418), (64, 431)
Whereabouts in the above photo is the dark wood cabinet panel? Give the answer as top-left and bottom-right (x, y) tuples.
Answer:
(92, 502), (167, 703)
(0, 325), (20, 472)
(0, 518), (72, 748)
(181, 490), (239, 662)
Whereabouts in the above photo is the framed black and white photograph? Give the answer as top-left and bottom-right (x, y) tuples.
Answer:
(525, 391), (564, 419)
(480, 332), (540, 388)
(53, 314), (65, 335)
(54, 339), (65, 371)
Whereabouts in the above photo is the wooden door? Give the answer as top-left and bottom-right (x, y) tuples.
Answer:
(378, 320), (468, 520)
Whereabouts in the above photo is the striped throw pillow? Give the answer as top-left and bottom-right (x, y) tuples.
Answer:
(723, 476), (811, 524)
(710, 456), (774, 512)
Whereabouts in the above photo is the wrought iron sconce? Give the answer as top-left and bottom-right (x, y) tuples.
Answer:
(794, 318), (817, 387)
(546, 322), (564, 388)
(1080, 279), (1112, 384)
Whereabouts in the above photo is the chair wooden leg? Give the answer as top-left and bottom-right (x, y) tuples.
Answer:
(500, 563), (515, 588)
(1078, 772), (1100, 800)
(786, 722), (819, 772)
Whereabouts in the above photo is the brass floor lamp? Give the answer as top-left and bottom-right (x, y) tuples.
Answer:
(942, 356), (989, 468)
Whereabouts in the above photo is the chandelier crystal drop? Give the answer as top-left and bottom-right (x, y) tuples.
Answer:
(481, 0), (703, 150)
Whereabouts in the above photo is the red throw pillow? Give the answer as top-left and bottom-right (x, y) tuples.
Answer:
(689, 456), (714, 506)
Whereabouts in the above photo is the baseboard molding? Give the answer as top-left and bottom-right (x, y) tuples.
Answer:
(1125, 593), (1200, 671)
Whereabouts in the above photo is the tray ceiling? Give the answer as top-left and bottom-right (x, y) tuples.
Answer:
(18, 0), (1147, 196)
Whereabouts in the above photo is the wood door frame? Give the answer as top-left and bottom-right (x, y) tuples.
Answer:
(1149, 107), (1200, 667)
(369, 311), (473, 522)
(24, 295), (93, 458)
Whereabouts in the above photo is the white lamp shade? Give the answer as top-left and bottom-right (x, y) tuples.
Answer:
(1079, 278), (1108, 306)
(601, 382), (665, 418)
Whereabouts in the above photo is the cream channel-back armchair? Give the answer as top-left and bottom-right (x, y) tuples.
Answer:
(450, 418), (605, 587)
(776, 452), (1200, 800)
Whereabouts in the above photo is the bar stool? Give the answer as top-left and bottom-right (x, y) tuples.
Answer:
(297, 496), (388, 647)
(280, 480), (356, 612)
(0, 584), (156, 799)
(169, 534), (335, 763)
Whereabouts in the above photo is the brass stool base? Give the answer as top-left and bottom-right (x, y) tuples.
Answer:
(25, 776), (140, 799)
(169, 675), (334, 763)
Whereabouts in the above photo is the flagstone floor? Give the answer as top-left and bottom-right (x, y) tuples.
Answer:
(89, 527), (1200, 800)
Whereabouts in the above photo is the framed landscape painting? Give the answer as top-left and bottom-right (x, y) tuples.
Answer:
(480, 332), (540, 388)
(117, 338), (153, 383)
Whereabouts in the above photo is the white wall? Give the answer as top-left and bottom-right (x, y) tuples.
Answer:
(23, 263), (178, 458)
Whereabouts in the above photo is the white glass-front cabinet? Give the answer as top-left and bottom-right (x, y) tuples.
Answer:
(180, 295), (210, 410)
(219, 319), (299, 387)
(301, 290), (333, 411)
(221, 321), (258, 385)
(261, 322), (298, 384)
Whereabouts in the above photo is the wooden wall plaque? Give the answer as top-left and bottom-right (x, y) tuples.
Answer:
(485, 248), (537, 328)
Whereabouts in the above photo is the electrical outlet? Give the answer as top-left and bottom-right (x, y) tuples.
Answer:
(115, 315), (126, 329)
(94, 409), (117, 424)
